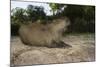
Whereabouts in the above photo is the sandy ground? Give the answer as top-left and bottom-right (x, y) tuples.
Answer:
(10, 33), (95, 66)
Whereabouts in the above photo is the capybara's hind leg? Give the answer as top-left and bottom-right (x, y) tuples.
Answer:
(53, 41), (72, 48)
(58, 41), (72, 48)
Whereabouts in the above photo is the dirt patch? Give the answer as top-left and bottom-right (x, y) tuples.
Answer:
(10, 34), (95, 66)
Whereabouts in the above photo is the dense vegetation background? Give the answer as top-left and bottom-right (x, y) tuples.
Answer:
(11, 3), (95, 36)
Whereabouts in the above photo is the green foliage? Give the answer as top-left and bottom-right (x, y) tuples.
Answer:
(83, 6), (95, 21)
(11, 7), (27, 24)
(49, 3), (65, 15)
(49, 3), (58, 15)
(26, 5), (46, 22)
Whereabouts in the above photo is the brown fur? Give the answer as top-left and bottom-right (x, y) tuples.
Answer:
(19, 17), (70, 48)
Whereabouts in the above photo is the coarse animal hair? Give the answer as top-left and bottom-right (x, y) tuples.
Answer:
(19, 17), (71, 48)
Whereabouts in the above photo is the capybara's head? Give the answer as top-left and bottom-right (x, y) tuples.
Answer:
(50, 17), (70, 33)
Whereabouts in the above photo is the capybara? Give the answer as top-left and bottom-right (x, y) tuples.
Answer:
(19, 17), (71, 48)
